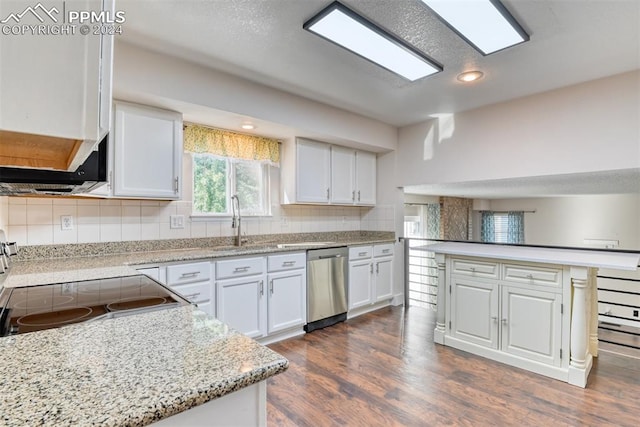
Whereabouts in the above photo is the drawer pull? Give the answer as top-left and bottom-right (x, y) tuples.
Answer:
(180, 271), (200, 278)
(526, 274), (534, 279)
(184, 292), (201, 300)
(234, 266), (250, 272)
(382, 249), (390, 254)
(282, 261), (296, 267)
(502, 318), (508, 324)
(470, 267), (476, 272)
(358, 252), (368, 257)
(491, 316), (498, 322)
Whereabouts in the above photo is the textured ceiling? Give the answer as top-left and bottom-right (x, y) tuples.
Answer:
(117, 0), (640, 127)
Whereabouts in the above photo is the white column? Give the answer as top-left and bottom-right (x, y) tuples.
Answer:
(434, 253), (446, 344)
(589, 268), (599, 357)
(568, 266), (593, 388)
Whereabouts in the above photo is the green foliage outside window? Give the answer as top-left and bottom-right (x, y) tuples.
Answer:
(193, 155), (227, 214)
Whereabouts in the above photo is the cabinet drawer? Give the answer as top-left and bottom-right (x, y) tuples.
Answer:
(216, 257), (264, 279)
(171, 281), (211, 304)
(166, 262), (211, 286)
(503, 264), (562, 288)
(451, 258), (499, 279)
(349, 246), (373, 260)
(373, 244), (394, 257)
(268, 252), (306, 272)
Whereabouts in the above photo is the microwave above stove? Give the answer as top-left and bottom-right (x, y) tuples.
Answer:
(0, 275), (191, 337)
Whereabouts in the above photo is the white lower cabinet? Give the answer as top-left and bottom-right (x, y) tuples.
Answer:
(216, 252), (306, 342)
(348, 244), (394, 317)
(164, 261), (215, 317)
(217, 273), (267, 339)
(447, 257), (564, 371)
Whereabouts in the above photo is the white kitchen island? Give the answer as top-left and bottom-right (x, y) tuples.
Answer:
(418, 242), (640, 388)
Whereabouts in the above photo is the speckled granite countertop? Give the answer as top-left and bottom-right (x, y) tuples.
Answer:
(1, 231), (395, 288)
(0, 306), (288, 426)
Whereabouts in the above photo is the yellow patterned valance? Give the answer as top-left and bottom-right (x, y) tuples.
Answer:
(184, 124), (280, 164)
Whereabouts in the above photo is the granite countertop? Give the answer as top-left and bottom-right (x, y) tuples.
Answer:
(0, 306), (288, 426)
(1, 231), (395, 288)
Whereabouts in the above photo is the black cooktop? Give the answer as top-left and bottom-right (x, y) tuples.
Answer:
(0, 275), (189, 336)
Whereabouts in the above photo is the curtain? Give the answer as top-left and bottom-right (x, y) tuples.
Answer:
(480, 211), (495, 242)
(184, 124), (280, 164)
(507, 211), (525, 244)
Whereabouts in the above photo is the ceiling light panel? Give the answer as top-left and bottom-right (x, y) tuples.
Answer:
(420, 0), (529, 55)
(304, 1), (443, 81)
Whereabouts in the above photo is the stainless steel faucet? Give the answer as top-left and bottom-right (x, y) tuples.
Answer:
(231, 195), (242, 246)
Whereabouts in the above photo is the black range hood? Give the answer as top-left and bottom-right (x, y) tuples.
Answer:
(0, 134), (108, 196)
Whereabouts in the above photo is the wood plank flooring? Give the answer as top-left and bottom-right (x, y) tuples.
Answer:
(267, 306), (640, 426)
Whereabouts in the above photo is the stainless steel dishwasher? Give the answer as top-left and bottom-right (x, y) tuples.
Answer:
(305, 246), (348, 332)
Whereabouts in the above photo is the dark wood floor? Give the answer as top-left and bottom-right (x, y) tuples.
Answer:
(267, 306), (640, 426)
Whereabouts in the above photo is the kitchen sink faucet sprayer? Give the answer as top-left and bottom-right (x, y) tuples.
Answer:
(231, 195), (242, 246)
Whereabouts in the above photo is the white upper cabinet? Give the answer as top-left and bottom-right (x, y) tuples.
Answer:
(295, 138), (331, 203)
(0, 0), (114, 171)
(355, 151), (376, 205)
(282, 137), (376, 206)
(110, 102), (183, 199)
(330, 146), (356, 204)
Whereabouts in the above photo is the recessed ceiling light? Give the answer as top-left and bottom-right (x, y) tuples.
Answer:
(241, 123), (256, 130)
(420, 0), (529, 55)
(457, 71), (484, 83)
(304, 1), (443, 81)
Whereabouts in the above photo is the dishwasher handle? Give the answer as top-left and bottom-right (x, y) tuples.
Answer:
(318, 254), (343, 260)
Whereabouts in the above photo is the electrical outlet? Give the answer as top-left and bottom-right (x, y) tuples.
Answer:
(170, 215), (185, 229)
(60, 215), (74, 231)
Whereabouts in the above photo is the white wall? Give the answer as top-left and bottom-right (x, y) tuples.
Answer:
(488, 194), (640, 250)
(113, 42), (397, 153)
(397, 71), (640, 187)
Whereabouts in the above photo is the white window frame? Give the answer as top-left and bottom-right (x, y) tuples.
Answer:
(191, 153), (272, 218)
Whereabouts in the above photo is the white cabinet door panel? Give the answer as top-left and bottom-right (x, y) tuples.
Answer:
(501, 286), (562, 366)
(113, 102), (182, 199)
(348, 260), (373, 309)
(268, 270), (306, 334)
(355, 151), (376, 205)
(374, 257), (393, 302)
(296, 139), (330, 203)
(217, 276), (266, 339)
(450, 278), (498, 349)
(330, 146), (356, 204)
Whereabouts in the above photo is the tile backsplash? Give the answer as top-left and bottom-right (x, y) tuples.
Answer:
(0, 196), (395, 246)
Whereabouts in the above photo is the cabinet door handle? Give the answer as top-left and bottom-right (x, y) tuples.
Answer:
(260, 280), (264, 296)
(501, 318), (508, 324)
(180, 271), (199, 278)
(184, 292), (201, 301)
(326, 188), (330, 200)
(174, 177), (179, 193)
(491, 316), (498, 322)
(270, 280), (274, 294)
(370, 264), (373, 274)
(376, 263), (379, 274)
(357, 190), (361, 201)
(352, 190), (355, 201)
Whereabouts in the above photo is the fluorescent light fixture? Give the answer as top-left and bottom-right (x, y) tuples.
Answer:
(420, 0), (529, 55)
(304, 1), (442, 81)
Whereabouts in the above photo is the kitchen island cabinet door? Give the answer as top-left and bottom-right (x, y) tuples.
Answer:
(267, 270), (306, 334)
(450, 277), (499, 349)
(501, 286), (562, 366)
(112, 102), (183, 199)
(217, 276), (267, 339)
